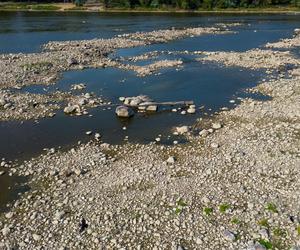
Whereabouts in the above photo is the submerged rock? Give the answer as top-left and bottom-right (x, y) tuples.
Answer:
(176, 126), (189, 134)
(71, 83), (86, 91)
(115, 105), (134, 118)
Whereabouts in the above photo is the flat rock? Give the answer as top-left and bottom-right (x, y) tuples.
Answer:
(212, 123), (222, 129)
(223, 230), (235, 241)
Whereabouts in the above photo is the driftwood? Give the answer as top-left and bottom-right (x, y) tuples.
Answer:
(137, 101), (194, 107)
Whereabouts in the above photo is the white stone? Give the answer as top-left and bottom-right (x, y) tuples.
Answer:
(211, 142), (219, 148)
(1, 227), (10, 236)
(212, 123), (222, 129)
(32, 234), (41, 241)
(187, 108), (196, 114)
(176, 126), (189, 134)
(166, 156), (176, 164)
(5, 212), (14, 219)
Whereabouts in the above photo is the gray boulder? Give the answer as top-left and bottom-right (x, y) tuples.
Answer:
(115, 106), (134, 118)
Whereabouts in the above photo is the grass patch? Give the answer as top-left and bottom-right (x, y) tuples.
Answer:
(22, 61), (53, 71)
(297, 225), (300, 236)
(30, 4), (61, 11)
(203, 207), (213, 216)
(265, 203), (278, 213)
(258, 218), (269, 228)
(258, 239), (273, 249)
(231, 217), (241, 225)
(0, 3), (30, 10)
(66, 6), (88, 11)
(273, 227), (286, 237)
(219, 203), (231, 213)
(177, 198), (187, 207)
(0, 3), (61, 11)
(173, 198), (187, 215)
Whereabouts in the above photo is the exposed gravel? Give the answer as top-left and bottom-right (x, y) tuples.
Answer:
(0, 27), (299, 250)
(265, 29), (300, 49)
(197, 49), (299, 71)
(0, 90), (62, 121)
(0, 89), (109, 121)
(0, 24), (234, 90)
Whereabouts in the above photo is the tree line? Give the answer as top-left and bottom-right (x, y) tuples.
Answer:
(99, 0), (300, 9)
(1, 0), (299, 9)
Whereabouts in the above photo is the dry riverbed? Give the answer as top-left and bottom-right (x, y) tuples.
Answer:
(0, 28), (300, 249)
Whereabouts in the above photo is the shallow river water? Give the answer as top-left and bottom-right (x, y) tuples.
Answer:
(0, 11), (299, 211)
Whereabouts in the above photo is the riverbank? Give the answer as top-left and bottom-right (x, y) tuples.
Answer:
(0, 2), (300, 13)
(0, 27), (299, 249)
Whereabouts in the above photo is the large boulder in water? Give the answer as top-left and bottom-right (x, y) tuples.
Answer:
(115, 105), (134, 118)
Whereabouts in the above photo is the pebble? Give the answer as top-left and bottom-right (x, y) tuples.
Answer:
(187, 107), (196, 114)
(5, 212), (14, 219)
(176, 126), (189, 134)
(166, 156), (176, 164)
(55, 210), (65, 220)
(212, 123), (222, 129)
(32, 234), (41, 241)
(211, 142), (219, 148)
(223, 230), (236, 241)
(1, 227), (10, 236)
(95, 133), (101, 140)
(199, 129), (209, 137)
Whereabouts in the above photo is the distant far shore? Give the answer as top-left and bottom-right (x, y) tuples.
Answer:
(0, 2), (299, 13)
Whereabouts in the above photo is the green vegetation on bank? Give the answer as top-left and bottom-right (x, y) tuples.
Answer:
(99, 0), (300, 10)
(0, 2), (61, 10)
(0, 0), (299, 11)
